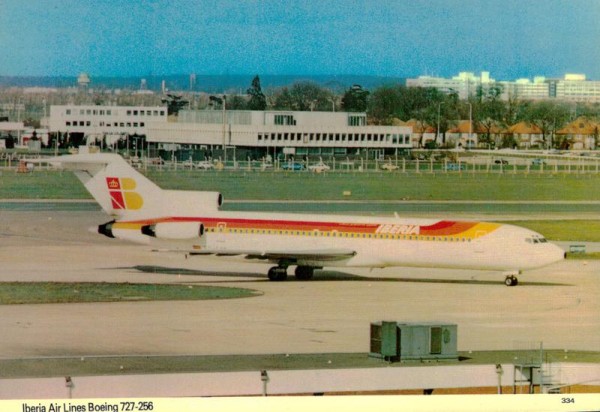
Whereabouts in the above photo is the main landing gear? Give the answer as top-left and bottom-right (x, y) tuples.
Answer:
(268, 266), (288, 281)
(504, 275), (519, 287)
(267, 265), (315, 281)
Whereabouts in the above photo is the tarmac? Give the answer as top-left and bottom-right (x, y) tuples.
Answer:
(0, 209), (598, 360)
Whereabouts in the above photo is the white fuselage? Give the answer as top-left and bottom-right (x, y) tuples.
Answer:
(134, 209), (565, 272)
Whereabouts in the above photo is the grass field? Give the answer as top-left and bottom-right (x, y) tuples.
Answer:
(498, 220), (600, 242)
(0, 282), (261, 304)
(2, 168), (600, 201)
(2, 169), (599, 243)
(149, 170), (600, 201)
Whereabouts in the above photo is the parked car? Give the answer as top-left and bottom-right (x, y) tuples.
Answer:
(381, 162), (399, 171)
(195, 160), (215, 169)
(445, 163), (465, 171)
(531, 158), (546, 166)
(308, 162), (330, 172)
(181, 158), (195, 169)
(260, 161), (273, 170)
(145, 157), (165, 166)
(128, 156), (142, 168)
(281, 162), (305, 171)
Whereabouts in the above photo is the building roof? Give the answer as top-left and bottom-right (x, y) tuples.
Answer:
(404, 119), (436, 133)
(506, 121), (543, 134)
(556, 117), (599, 135)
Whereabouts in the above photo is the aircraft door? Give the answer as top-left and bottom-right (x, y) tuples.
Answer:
(213, 222), (227, 249)
(474, 231), (486, 254)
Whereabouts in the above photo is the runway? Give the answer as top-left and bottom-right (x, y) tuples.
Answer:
(0, 210), (598, 359)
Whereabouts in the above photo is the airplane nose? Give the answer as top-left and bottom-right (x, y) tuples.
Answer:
(552, 244), (566, 263)
(539, 243), (566, 267)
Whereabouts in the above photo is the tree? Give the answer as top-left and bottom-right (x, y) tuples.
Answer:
(247, 75), (267, 110)
(341, 84), (369, 112)
(523, 101), (570, 148)
(5, 134), (15, 149)
(272, 82), (333, 111)
(226, 95), (247, 110)
(272, 87), (294, 110)
(504, 94), (527, 125)
(575, 102), (600, 120)
(367, 86), (402, 124)
(161, 93), (189, 116)
(474, 84), (506, 147)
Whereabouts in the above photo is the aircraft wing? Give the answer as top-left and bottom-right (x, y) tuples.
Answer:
(156, 248), (357, 262)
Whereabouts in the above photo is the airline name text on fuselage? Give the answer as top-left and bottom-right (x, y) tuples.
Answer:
(375, 224), (420, 235)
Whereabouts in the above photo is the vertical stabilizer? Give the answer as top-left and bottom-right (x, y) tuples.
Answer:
(44, 153), (163, 219)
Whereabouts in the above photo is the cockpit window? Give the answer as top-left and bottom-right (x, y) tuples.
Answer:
(526, 236), (548, 244)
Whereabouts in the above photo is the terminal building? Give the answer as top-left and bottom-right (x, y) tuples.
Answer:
(47, 105), (412, 159)
(48, 104), (169, 145)
(145, 110), (413, 160)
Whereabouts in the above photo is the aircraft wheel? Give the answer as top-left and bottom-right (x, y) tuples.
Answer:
(295, 266), (314, 280)
(268, 267), (288, 281)
(504, 275), (518, 287)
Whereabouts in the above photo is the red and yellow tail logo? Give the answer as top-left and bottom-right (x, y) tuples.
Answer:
(106, 177), (143, 210)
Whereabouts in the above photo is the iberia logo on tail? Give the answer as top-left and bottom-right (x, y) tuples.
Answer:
(106, 177), (143, 210)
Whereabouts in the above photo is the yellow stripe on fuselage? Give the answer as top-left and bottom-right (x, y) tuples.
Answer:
(111, 219), (501, 241)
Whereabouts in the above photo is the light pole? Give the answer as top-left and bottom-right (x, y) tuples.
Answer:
(495, 364), (503, 394)
(209, 95), (227, 162)
(436, 102), (444, 145)
(222, 95), (226, 162)
(16, 99), (22, 146)
(467, 102), (473, 149)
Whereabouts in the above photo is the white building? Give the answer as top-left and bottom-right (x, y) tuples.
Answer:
(407, 71), (600, 103)
(145, 110), (412, 157)
(406, 71), (494, 99)
(49, 105), (168, 143)
(555, 74), (600, 102)
(500, 76), (549, 100)
(0, 121), (25, 147)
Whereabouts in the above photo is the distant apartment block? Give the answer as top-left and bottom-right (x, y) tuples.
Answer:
(406, 71), (495, 100)
(407, 72), (600, 103)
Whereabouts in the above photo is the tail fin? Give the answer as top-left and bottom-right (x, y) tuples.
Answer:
(41, 153), (163, 219)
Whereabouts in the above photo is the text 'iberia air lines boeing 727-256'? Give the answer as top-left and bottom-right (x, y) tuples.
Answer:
(34, 154), (565, 286)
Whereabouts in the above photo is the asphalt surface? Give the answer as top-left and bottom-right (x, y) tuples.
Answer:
(0, 210), (598, 359)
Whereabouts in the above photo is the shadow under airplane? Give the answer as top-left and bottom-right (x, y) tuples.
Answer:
(121, 265), (572, 287)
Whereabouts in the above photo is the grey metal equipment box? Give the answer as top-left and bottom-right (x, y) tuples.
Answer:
(369, 322), (458, 362)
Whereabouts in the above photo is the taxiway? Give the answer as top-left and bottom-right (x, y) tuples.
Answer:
(0, 210), (598, 359)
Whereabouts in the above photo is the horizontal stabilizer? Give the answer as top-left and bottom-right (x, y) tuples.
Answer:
(27, 153), (163, 218)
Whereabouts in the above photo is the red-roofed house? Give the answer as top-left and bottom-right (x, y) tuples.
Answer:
(504, 122), (544, 149)
(556, 117), (598, 149)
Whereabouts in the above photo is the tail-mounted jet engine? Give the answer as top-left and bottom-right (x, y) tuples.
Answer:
(141, 222), (205, 240)
(97, 220), (149, 244)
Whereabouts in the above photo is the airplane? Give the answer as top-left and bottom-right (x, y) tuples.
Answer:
(32, 153), (565, 286)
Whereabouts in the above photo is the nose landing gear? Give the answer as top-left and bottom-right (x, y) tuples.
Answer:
(504, 275), (519, 287)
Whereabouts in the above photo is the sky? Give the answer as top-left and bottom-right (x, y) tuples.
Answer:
(1, 0), (599, 80)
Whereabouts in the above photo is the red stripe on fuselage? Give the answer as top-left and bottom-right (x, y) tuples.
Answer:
(420, 221), (477, 236)
(115, 216), (477, 236)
